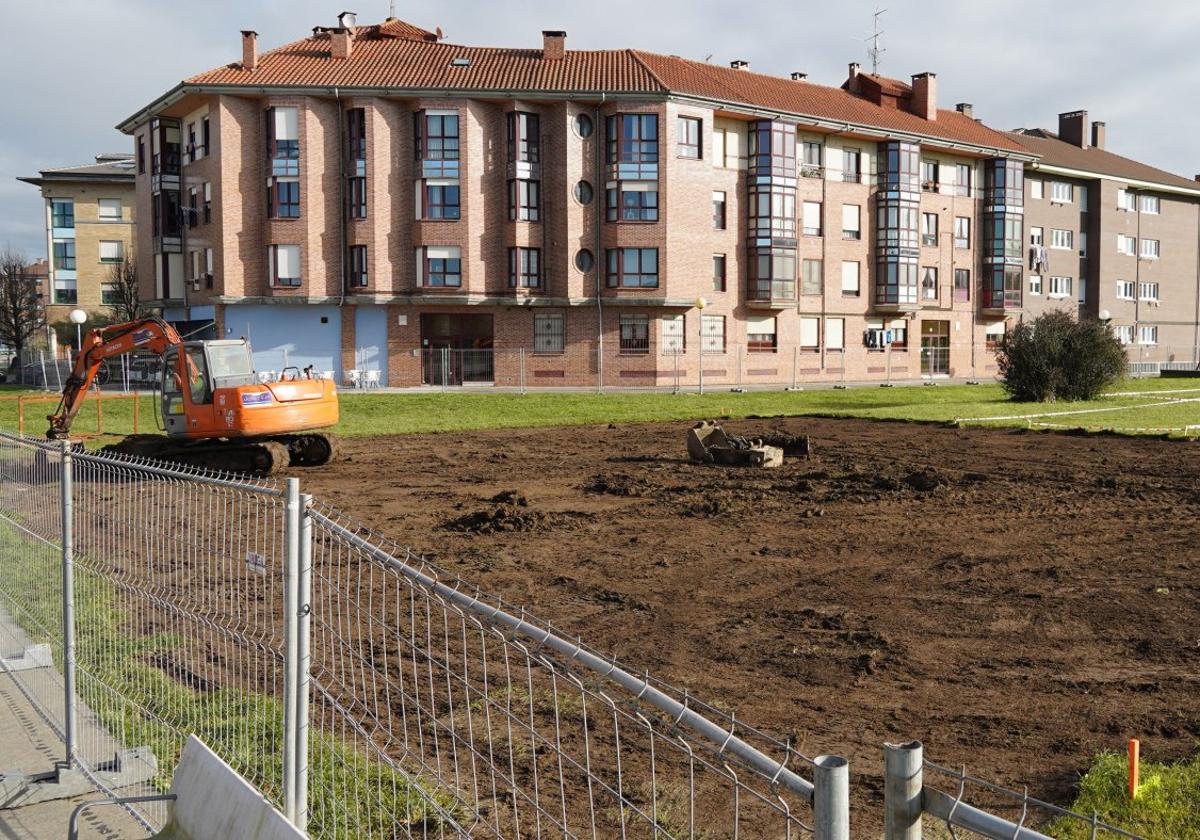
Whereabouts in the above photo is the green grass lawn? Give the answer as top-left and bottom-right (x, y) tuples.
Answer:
(2, 377), (1197, 442)
(1052, 751), (1200, 839)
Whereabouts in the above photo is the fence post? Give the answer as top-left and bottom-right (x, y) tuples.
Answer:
(282, 477), (301, 823)
(295, 492), (313, 832)
(519, 347), (526, 395)
(60, 439), (77, 767)
(813, 754), (849, 840)
(440, 347), (448, 393)
(884, 741), (923, 840)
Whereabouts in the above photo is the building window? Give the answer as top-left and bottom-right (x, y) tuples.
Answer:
(875, 260), (919, 307)
(203, 182), (212, 224)
(1079, 231), (1088, 257)
(347, 106), (367, 168)
(417, 246), (462, 287)
(800, 141), (823, 177)
(826, 318), (845, 352)
(268, 177), (300, 218)
(842, 204), (861, 240)
(955, 163), (972, 196)
(348, 177), (367, 218)
(51, 199), (74, 229)
(1116, 279), (1135, 300)
(1113, 325), (1134, 345)
(619, 314), (650, 354)
(52, 240), (75, 271)
(1138, 325), (1158, 345)
(802, 201), (822, 236)
(348, 245), (368, 287)
(677, 116), (701, 159)
(509, 179), (540, 221)
(842, 149), (861, 183)
(1140, 238), (1160, 259)
(54, 280), (77, 305)
(1050, 181), (1073, 203)
(1117, 234), (1136, 255)
(266, 107), (300, 174)
(508, 247), (542, 288)
(606, 184), (658, 221)
(750, 249), (796, 301)
(985, 323), (1006, 351)
(507, 111), (540, 164)
(1117, 189), (1136, 211)
(841, 261), (860, 297)
(661, 314), (685, 354)
(268, 244), (301, 287)
(574, 180), (594, 205)
(574, 113), (594, 138)
(953, 268), (970, 301)
(1048, 275), (1073, 298)
(575, 249), (594, 272)
(1029, 274), (1042, 295)
(137, 137), (145, 174)
(98, 198), (122, 221)
(954, 216), (970, 249)
(186, 121), (197, 163)
(99, 241), (123, 263)
(920, 159), (939, 191)
(188, 187), (199, 228)
(1029, 226), (1044, 247)
(984, 265), (1023, 309)
(1050, 228), (1073, 250)
(921, 266), (938, 300)
(607, 114), (659, 175)
(101, 283), (120, 305)
(747, 316), (777, 352)
(1140, 195), (1160, 214)
(606, 248), (658, 288)
(423, 181), (461, 220)
(201, 116), (211, 158)
(415, 111), (460, 161)
(534, 313), (565, 353)
(921, 212), (938, 246)
(1139, 281), (1159, 301)
(749, 186), (796, 240)
(701, 314), (725, 354)
(712, 191), (726, 229)
(801, 258), (822, 296)
(713, 254), (726, 292)
(799, 317), (820, 352)
(1030, 179), (1043, 200)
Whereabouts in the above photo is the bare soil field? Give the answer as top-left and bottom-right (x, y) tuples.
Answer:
(286, 417), (1200, 817)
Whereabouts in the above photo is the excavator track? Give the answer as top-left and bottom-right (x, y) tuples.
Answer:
(272, 433), (340, 467)
(100, 435), (295, 477)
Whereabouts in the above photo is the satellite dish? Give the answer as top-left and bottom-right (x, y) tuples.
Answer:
(436, 26), (445, 40)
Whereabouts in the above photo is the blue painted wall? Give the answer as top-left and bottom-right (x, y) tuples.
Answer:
(221, 304), (343, 379)
(352, 306), (389, 383)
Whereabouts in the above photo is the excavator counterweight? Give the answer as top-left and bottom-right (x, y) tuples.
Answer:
(46, 318), (339, 475)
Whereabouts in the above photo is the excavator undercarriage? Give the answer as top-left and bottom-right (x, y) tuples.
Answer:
(99, 432), (339, 475)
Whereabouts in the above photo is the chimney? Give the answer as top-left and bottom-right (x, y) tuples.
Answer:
(1058, 110), (1089, 148)
(542, 30), (566, 61)
(730, 59), (749, 71)
(1091, 120), (1106, 150)
(955, 102), (973, 118)
(241, 30), (258, 71)
(790, 71), (808, 81)
(910, 72), (937, 121)
(330, 28), (353, 59)
(845, 62), (862, 94)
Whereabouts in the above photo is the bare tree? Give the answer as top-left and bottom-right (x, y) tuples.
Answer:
(107, 257), (144, 322)
(0, 247), (45, 367)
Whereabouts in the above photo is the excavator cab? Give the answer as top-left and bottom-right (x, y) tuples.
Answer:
(160, 340), (256, 438)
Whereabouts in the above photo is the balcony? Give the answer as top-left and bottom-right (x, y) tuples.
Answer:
(981, 288), (1022, 315)
(746, 280), (796, 309)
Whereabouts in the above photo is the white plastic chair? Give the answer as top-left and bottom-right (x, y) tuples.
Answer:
(256, 370), (277, 384)
(320, 370), (334, 380)
(344, 369), (361, 388)
(364, 369), (381, 389)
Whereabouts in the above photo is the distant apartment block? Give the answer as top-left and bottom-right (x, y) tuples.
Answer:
(18, 154), (136, 323)
(115, 15), (1200, 386)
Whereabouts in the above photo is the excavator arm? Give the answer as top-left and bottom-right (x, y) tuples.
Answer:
(46, 318), (184, 439)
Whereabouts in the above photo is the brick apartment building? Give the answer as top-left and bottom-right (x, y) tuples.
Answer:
(116, 14), (1200, 387)
(18, 155), (136, 324)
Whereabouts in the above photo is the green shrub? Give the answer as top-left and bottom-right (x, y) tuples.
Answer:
(997, 311), (1126, 402)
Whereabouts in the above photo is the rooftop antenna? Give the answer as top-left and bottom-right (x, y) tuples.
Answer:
(388, 0), (395, 17)
(865, 6), (886, 75)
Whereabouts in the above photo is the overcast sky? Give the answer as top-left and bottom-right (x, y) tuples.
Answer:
(3, 0), (1198, 259)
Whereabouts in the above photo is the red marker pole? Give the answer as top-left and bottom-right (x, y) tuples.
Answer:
(1128, 738), (1140, 799)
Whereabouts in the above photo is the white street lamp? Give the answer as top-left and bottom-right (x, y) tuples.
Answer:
(694, 297), (708, 395)
(69, 308), (87, 353)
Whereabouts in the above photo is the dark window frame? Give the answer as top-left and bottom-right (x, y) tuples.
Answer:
(508, 179), (540, 222)
(268, 178), (300, 219)
(348, 176), (367, 219)
(508, 247), (542, 289)
(606, 248), (659, 288)
(422, 250), (462, 287)
(348, 244), (368, 287)
(507, 111), (540, 164)
(713, 254), (726, 292)
(269, 244), (302, 288)
(415, 111), (460, 161)
(606, 114), (659, 165)
(606, 186), (659, 222)
(423, 182), (461, 220)
(712, 191), (726, 229)
(677, 116), (701, 159)
(618, 314), (650, 355)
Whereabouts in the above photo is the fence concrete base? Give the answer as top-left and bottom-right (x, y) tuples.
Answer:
(0, 644), (54, 673)
(0, 748), (157, 809)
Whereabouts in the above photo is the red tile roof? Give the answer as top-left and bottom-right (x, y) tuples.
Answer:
(1008, 129), (1200, 191)
(180, 20), (1025, 153)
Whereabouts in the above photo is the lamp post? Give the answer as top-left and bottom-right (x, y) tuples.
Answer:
(694, 297), (708, 395)
(69, 308), (87, 354)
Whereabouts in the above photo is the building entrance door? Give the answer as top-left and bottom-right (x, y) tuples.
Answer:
(920, 320), (950, 376)
(420, 314), (494, 385)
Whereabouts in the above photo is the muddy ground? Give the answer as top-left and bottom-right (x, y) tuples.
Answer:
(287, 417), (1200, 821)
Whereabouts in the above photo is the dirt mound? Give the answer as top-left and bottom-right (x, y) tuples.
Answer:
(903, 469), (947, 492)
(444, 504), (589, 535)
(582, 472), (656, 497)
(490, 489), (529, 506)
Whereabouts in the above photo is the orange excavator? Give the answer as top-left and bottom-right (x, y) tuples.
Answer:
(46, 318), (339, 475)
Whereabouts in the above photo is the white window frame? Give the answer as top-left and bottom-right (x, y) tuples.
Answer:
(99, 240), (123, 263)
(97, 198), (122, 221)
(799, 317), (820, 351)
(1050, 228), (1073, 250)
(1029, 226), (1044, 247)
(1117, 189), (1136, 211)
(1030, 179), (1044, 200)
(841, 204), (860, 239)
(1139, 281), (1159, 302)
(840, 261), (860, 296)
(1050, 181), (1073, 203)
(1140, 195), (1160, 214)
(700, 314), (725, 354)
(1028, 274), (1042, 296)
(1116, 280), (1135, 300)
(825, 317), (844, 351)
(1048, 275), (1073, 298)
(1138, 325), (1158, 345)
(802, 201), (822, 236)
(660, 313), (685, 354)
(1113, 325), (1134, 345)
(1140, 238), (1160, 259)
(1117, 234), (1136, 256)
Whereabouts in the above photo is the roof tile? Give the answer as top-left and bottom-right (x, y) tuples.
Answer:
(1008, 130), (1199, 191)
